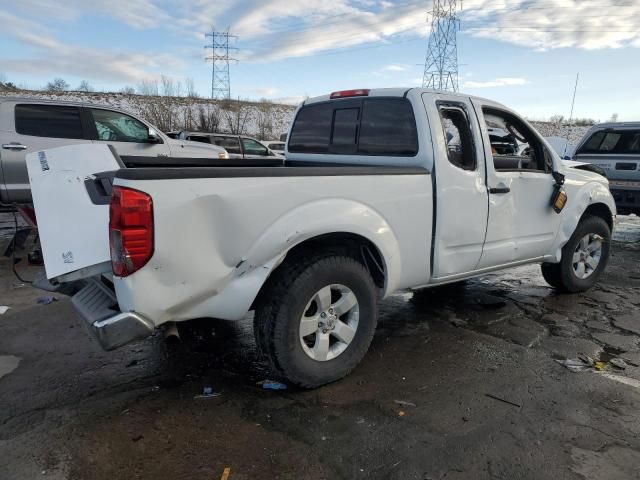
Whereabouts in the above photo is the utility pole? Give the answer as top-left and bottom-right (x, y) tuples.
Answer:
(422, 0), (460, 92)
(205, 29), (238, 100)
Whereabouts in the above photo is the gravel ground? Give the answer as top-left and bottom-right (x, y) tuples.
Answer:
(0, 215), (639, 480)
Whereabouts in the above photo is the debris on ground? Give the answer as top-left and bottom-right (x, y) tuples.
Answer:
(398, 410), (406, 417)
(0, 306), (9, 315)
(36, 296), (58, 305)
(485, 393), (522, 408)
(220, 467), (231, 480)
(257, 380), (288, 390)
(194, 386), (221, 399)
(394, 399), (417, 407)
(609, 358), (628, 370)
(555, 358), (592, 372)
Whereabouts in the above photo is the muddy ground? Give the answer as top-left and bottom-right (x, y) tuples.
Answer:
(0, 215), (639, 480)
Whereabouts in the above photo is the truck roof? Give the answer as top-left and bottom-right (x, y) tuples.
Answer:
(588, 121), (640, 130)
(302, 87), (502, 107)
(0, 95), (116, 109)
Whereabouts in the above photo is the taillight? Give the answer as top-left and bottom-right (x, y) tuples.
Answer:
(109, 186), (153, 277)
(330, 89), (370, 99)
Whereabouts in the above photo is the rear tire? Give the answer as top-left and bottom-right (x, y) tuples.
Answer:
(541, 216), (611, 293)
(254, 254), (378, 388)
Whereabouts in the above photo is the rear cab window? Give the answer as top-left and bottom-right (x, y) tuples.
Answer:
(15, 104), (84, 139)
(288, 97), (418, 157)
(578, 129), (640, 155)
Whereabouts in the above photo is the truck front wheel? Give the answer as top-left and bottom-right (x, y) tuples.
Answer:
(254, 255), (378, 388)
(541, 216), (611, 293)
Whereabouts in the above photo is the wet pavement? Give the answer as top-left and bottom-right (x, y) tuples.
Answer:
(0, 215), (639, 480)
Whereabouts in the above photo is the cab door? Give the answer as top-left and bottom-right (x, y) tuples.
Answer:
(471, 100), (562, 268)
(423, 93), (489, 279)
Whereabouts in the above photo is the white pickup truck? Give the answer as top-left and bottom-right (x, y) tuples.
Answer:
(28, 88), (616, 388)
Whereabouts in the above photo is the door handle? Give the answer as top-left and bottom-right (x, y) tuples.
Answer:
(489, 187), (510, 194)
(2, 143), (27, 151)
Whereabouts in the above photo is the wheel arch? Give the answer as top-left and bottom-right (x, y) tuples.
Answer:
(581, 202), (614, 231)
(551, 181), (616, 262)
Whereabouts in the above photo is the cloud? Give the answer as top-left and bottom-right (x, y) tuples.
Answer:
(462, 77), (529, 89)
(255, 87), (279, 96)
(4, 0), (171, 29)
(381, 64), (410, 72)
(0, 8), (183, 83)
(462, 0), (640, 51)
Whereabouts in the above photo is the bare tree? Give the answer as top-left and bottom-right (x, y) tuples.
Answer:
(610, 113), (619, 123)
(137, 79), (159, 96)
(185, 77), (199, 98)
(46, 77), (70, 92)
(77, 80), (94, 92)
(120, 86), (136, 95)
(255, 99), (275, 140)
(223, 98), (251, 135)
(197, 104), (221, 132)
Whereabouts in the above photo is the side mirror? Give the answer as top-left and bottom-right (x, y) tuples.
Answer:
(148, 129), (161, 144)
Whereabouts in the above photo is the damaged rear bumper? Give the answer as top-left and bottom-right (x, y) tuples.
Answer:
(71, 278), (154, 350)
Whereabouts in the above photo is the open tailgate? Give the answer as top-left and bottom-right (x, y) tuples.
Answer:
(27, 144), (122, 281)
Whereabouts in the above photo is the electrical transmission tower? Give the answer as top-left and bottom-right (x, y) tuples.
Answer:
(422, 0), (460, 92)
(205, 29), (238, 100)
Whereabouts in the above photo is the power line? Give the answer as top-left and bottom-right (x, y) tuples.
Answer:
(423, 0), (460, 92)
(205, 29), (238, 100)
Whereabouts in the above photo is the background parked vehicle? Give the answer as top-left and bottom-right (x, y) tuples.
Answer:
(174, 131), (283, 161)
(29, 88), (615, 388)
(0, 97), (229, 204)
(573, 122), (640, 214)
(261, 140), (285, 156)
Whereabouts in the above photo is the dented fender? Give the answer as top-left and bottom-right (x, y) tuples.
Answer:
(550, 178), (616, 262)
(233, 198), (403, 298)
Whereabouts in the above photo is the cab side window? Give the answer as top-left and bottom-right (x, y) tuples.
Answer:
(439, 106), (476, 171)
(91, 109), (150, 143)
(482, 108), (550, 172)
(242, 138), (269, 156)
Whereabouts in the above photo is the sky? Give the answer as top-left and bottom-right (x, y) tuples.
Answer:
(0, 0), (639, 121)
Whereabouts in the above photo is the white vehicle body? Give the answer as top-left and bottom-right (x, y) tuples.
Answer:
(29, 88), (615, 385)
(260, 140), (286, 156)
(0, 97), (228, 204)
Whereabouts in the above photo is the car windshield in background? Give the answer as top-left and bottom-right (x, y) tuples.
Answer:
(578, 129), (640, 155)
(288, 98), (418, 156)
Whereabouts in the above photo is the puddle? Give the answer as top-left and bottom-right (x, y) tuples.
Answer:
(613, 214), (640, 243)
(0, 355), (21, 379)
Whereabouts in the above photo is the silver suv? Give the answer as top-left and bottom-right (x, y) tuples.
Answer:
(0, 97), (229, 204)
(574, 122), (640, 213)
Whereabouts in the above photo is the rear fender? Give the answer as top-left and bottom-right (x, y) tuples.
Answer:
(235, 198), (402, 294)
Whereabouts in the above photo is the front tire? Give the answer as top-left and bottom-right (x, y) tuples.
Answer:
(254, 255), (378, 388)
(541, 216), (611, 293)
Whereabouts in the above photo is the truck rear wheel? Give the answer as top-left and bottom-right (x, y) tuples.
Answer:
(541, 216), (611, 293)
(254, 255), (378, 388)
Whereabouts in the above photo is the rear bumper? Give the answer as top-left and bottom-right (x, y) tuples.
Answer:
(71, 278), (154, 350)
